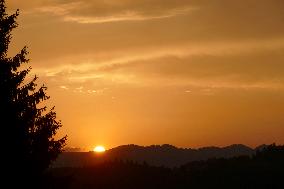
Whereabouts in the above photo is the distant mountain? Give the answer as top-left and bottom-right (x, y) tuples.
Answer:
(53, 144), (261, 168)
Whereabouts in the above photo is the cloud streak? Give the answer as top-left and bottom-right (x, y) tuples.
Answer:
(62, 8), (192, 24)
(32, 37), (284, 91)
(34, 37), (284, 72)
(35, 1), (195, 24)
(8, 0), (284, 148)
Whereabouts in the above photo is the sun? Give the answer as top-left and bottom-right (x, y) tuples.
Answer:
(93, 146), (106, 153)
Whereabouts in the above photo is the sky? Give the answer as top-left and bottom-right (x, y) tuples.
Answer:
(7, 0), (284, 150)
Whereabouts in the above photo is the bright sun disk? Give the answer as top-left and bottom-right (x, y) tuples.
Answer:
(93, 146), (106, 153)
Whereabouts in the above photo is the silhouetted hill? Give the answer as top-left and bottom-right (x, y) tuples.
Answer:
(48, 144), (284, 189)
(53, 144), (257, 168)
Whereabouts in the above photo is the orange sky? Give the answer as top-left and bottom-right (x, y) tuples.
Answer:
(7, 0), (284, 150)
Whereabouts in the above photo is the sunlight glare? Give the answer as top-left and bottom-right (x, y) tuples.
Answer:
(93, 146), (106, 153)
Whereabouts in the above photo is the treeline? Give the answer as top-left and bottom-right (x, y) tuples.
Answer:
(46, 144), (284, 189)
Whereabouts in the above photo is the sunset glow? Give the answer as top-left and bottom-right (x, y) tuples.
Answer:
(3, 0), (283, 188)
(93, 146), (106, 153)
(7, 0), (284, 149)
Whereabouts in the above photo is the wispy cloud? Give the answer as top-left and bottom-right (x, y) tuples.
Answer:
(62, 8), (193, 24)
(32, 37), (284, 91)
(36, 2), (80, 16)
(35, 1), (195, 24)
(60, 85), (69, 90)
(34, 37), (284, 73)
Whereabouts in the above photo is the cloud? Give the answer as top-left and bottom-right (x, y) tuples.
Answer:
(33, 36), (284, 68)
(17, 0), (284, 40)
(10, 0), (284, 91)
(62, 8), (193, 24)
(34, 1), (195, 24)
(32, 37), (284, 91)
(60, 85), (69, 90)
(8, 0), (284, 148)
(36, 1), (78, 16)
(12, 0), (284, 68)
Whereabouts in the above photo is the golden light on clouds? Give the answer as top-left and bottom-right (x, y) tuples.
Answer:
(7, 0), (284, 149)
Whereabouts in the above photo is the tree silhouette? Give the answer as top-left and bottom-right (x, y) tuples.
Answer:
(0, 0), (66, 186)
(47, 145), (284, 189)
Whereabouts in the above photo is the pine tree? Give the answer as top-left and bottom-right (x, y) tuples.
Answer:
(0, 0), (66, 185)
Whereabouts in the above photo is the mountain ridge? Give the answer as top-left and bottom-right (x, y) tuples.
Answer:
(54, 144), (268, 168)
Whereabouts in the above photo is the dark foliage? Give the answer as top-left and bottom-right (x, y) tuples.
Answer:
(179, 144), (284, 189)
(0, 0), (66, 187)
(53, 144), (255, 168)
(48, 144), (284, 189)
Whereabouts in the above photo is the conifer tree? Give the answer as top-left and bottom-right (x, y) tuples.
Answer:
(0, 0), (66, 184)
